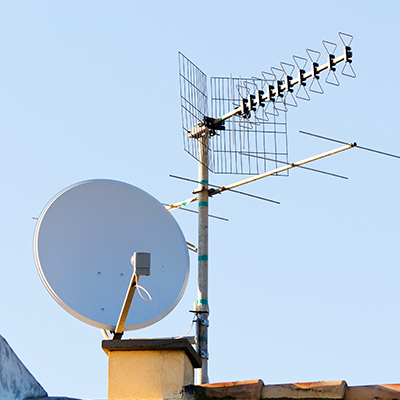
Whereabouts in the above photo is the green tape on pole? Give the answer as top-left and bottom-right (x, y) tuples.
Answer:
(199, 336), (207, 341)
(198, 255), (208, 261)
(200, 180), (208, 184)
(197, 299), (209, 305)
(198, 201), (208, 207)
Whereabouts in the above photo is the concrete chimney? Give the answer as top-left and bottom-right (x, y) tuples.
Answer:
(102, 338), (202, 400)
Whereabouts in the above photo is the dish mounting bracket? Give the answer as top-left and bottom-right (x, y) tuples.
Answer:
(113, 252), (151, 340)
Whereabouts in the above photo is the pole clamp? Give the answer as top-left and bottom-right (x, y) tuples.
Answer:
(200, 350), (209, 359)
(192, 186), (207, 194)
(199, 318), (209, 327)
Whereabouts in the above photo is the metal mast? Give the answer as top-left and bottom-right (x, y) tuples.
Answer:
(196, 131), (210, 383)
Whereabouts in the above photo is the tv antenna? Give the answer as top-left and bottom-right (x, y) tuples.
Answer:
(33, 180), (190, 339)
(175, 32), (356, 383)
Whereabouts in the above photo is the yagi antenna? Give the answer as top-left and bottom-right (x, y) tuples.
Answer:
(177, 33), (356, 384)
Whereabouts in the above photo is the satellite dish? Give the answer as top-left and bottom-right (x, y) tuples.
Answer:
(33, 179), (189, 331)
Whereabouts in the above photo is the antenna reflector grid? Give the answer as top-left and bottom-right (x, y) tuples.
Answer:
(210, 76), (288, 175)
(178, 52), (213, 171)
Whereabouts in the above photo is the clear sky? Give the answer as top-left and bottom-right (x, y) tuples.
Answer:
(1, 2), (399, 399)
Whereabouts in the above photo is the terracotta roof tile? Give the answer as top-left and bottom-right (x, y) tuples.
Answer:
(185, 379), (264, 400)
(344, 384), (400, 400)
(185, 380), (400, 400)
(262, 381), (347, 400)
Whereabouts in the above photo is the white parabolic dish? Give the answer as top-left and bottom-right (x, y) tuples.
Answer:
(33, 179), (190, 330)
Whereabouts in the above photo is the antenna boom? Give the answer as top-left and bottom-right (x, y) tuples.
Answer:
(168, 143), (356, 210)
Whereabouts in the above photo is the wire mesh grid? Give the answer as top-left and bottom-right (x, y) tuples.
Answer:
(178, 52), (212, 169)
(178, 53), (288, 175)
(210, 76), (288, 175)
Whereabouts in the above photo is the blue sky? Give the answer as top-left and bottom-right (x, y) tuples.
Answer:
(1, 2), (399, 399)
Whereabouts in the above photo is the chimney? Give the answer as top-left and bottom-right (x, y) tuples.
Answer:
(102, 338), (202, 400)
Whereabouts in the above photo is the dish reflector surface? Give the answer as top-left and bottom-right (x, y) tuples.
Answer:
(33, 179), (189, 330)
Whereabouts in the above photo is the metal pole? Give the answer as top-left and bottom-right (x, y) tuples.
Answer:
(197, 129), (209, 383)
